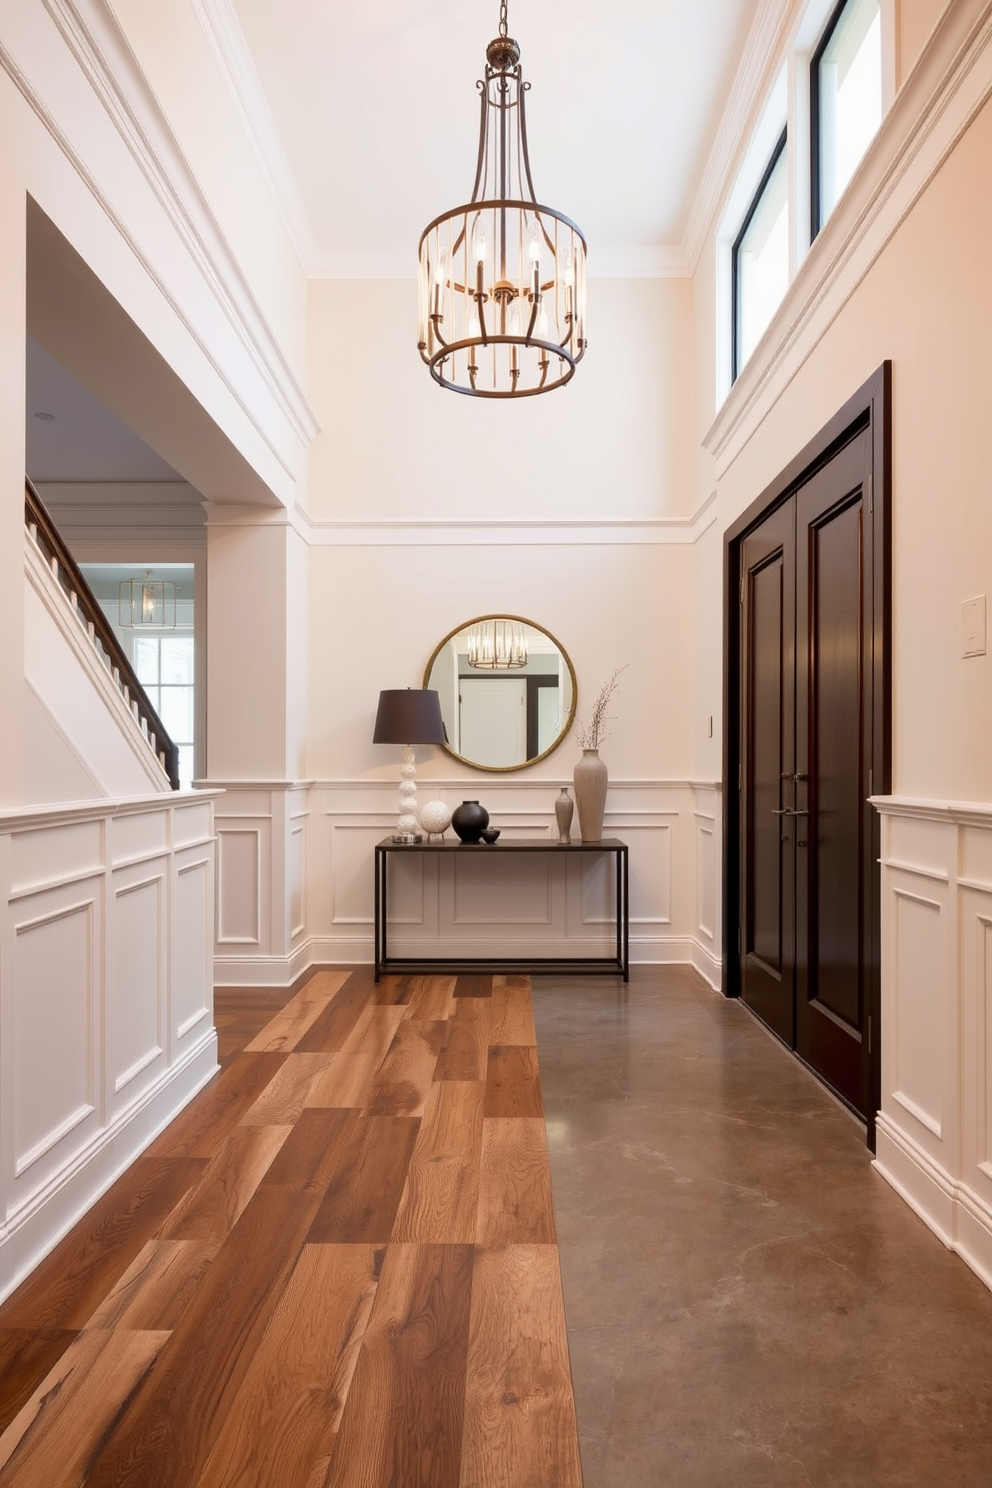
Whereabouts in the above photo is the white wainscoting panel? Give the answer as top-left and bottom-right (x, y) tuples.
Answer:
(208, 784), (313, 985)
(216, 827), (262, 945)
(300, 779), (723, 976)
(0, 793), (220, 1304)
(12, 893), (98, 1181)
(110, 873), (165, 1101)
(873, 797), (992, 1294)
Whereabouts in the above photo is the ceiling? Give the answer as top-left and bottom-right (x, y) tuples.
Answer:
(229, 0), (759, 271)
(25, 1), (764, 486)
(26, 339), (185, 484)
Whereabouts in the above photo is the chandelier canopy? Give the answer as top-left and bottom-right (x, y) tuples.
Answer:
(418, 2), (587, 399)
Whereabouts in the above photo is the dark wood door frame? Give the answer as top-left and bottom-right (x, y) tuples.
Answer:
(722, 362), (891, 1149)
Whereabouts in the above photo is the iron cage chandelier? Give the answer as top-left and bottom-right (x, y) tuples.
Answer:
(418, 1), (587, 398)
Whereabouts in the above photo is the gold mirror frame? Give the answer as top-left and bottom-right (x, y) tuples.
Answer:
(423, 613), (578, 773)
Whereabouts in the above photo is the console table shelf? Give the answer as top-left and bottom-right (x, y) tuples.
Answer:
(373, 836), (629, 982)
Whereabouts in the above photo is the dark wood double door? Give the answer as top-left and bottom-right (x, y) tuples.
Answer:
(727, 370), (889, 1134)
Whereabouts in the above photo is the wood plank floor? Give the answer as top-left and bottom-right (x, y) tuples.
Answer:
(0, 971), (582, 1488)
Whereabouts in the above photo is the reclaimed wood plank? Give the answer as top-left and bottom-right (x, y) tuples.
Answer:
(83, 1170), (340, 1488)
(489, 977), (538, 1046)
(324, 1243), (473, 1488)
(295, 969), (378, 1054)
(142, 1051), (289, 1160)
(391, 1081), (485, 1244)
(240, 1054), (337, 1125)
(0, 1328), (169, 1486)
(307, 1115), (421, 1244)
(244, 971), (350, 1052)
(434, 998), (491, 1083)
(454, 974), (493, 999)
(476, 1119), (557, 1246)
(484, 1045), (544, 1118)
(0, 1330), (79, 1434)
(194, 1244), (382, 1488)
(404, 975), (457, 1021)
(161, 1123), (292, 1245)
(459, 1245), (582, 1488)
(0, 1155), (206, 1330)
(85, 1239), (214, 1331)
(365, 1020), (446, 1117)
(306, 1005), (407, 1109)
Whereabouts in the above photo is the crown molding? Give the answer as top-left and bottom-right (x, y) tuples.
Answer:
(6, 0), (321, 468)
(190, 0), (319, 273)
(681, 0), (795, 272)
(292, 494), (718, 549)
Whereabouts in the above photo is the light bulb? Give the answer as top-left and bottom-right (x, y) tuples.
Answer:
(527, 223), (542, 262)
(536, 305), (549, 338)
(468, 309), (481, 338)
(562, 251), (575, 287)
(434, 249), (449, 285)
(473, 223), (487, 263)
(508, 306), (521, 337)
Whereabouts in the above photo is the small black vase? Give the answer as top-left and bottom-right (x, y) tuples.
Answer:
(451, 800), (489, 844)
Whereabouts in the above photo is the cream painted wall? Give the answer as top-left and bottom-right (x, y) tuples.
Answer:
(109, 0), (308, 387)
(692, 92), (992, 802)
(306, 541), (696, 787)
(206, 518), (298, 780)
(307, 277), (695, 524)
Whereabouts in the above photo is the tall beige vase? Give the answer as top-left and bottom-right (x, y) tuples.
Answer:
(573, 748), (608, 842)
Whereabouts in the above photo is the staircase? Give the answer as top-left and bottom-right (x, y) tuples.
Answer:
(23, 478), (180, 801)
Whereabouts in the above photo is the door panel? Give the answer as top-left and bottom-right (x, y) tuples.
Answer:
(739, 429), (872, 1117)
(796, 433), (871, 1111)
(740, 504), (795, 1046)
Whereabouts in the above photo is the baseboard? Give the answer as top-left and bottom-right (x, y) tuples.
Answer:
(874, 1112), (992, 1294)
(0, 1029), (218, 1306)
(213, 941), (316, 987)
(689, 939), (723, 990)
(274, 934), (725, 984)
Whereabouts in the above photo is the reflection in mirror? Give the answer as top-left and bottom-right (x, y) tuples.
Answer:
(424, 615), (577, 772)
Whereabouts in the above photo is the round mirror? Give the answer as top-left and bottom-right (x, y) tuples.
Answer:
(423, 615), (577, 772)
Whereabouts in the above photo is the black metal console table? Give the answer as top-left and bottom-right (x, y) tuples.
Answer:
(373, 836), (629, 982)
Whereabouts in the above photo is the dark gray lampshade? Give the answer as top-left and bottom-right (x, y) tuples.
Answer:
(373, 689), (447, 744)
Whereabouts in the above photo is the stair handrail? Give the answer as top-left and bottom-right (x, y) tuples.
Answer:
(24, 477), (181, 791)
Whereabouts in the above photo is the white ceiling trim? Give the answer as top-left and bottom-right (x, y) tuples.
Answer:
(682, 0), (796, 272)
(38, 0), (319, 451)
(190, 0), (318, 273)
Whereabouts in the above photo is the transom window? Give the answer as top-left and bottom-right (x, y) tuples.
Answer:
(732, 130), (789, 382)
(812, 0), (882, 235)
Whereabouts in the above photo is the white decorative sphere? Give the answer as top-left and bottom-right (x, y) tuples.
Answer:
(419, 800), (452, 836)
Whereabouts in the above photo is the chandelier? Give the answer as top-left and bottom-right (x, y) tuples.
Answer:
(119, 571), (177, 629)
(418, 1), (587, 398)
(466, 619), (529, 670)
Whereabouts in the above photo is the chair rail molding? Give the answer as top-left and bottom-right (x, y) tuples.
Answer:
(872, 794), (992, 1295)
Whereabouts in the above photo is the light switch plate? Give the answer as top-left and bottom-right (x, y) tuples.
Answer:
(961, 595), (987, 657)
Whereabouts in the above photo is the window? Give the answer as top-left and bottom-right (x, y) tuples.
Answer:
(732, 129), (789, 381)
(132, 634), (196, 788)
(812, 0), (882, 236)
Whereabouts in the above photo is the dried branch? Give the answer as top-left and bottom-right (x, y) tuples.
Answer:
(573, 666), (628, 750)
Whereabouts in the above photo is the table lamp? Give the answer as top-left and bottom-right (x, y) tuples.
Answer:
(373, 689), (447, 842)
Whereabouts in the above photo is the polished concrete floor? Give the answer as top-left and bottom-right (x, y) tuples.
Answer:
(534, 966), (992, 1488)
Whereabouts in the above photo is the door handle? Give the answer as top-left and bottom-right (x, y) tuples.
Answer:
(771, 808), (809, 817)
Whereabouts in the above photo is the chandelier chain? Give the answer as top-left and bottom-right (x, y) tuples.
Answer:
(499, 2), (508, 39)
